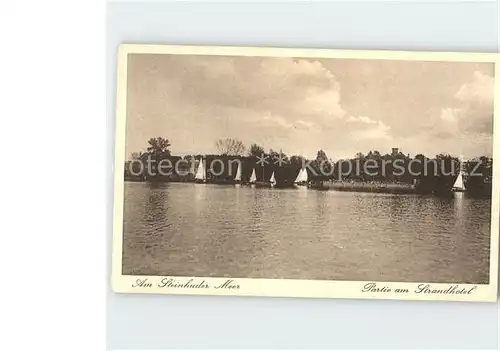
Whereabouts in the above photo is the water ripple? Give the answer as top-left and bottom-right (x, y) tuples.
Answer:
(122, 182), (491, 283)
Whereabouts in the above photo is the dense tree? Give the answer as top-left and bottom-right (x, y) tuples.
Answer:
(269, 149), (289, 165)
(248, 143), (265, 157)
(128, 136), (492, 197)
(355, 152), (365, 160)
(464, 156), (493, 196)
(309, 149), (333, 180)
(435, 154), (460, 176)
(290, 155), (305, 165)
(147, 137), (171, 157)
(215, 138), (246, 156)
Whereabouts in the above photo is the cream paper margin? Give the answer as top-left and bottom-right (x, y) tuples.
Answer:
(111, 44), (500, 302)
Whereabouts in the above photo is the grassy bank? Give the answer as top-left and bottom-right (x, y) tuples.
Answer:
(311, 181), (417, 194)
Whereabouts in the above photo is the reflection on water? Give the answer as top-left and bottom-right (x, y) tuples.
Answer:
(122, 182), (491, 283)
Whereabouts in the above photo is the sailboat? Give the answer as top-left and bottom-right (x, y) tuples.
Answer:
(452, 156), (466, 192)
(234, 163), (242, 187)
(294, 168), (308, 186)
(269, 171), (276, 187)
(248, 168), (257, 187)
(452, 171), (466, 192)
(194, 157), (206, 183)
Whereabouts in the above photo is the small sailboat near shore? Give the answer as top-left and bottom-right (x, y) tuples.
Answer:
(251, 167), (275, 188)
(452, 171), (466, 192)
(269, 171), (276, 188)
(248, 168), (257, 184)
(195, 157), (206, 183)
(452, 157), (466, 192)
(234, 163), (242, 187)
(294, 168), (308, 186)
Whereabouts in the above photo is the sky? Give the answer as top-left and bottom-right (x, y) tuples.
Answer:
(125, 53), (494, 161)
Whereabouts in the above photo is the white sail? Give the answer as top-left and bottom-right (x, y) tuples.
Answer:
(300, 169), (308, 182)
(269, 171), (276, 184)
(195, 158), (206, 180)
(295, 168), (308, 183)
(294, 169), (303, 183)
(234, 164), (242, 181)
(453, 172), (465, 190)
(249, 168), (257, 183)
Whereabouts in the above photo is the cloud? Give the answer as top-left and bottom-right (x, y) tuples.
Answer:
(347, 115), (378, 125)
(126, 55), (493, 159)
(153, 55), (393, 154)
(454, 71), (494, 105)
(455, 71), (494, 135)
(258, 111), (294, 129)
(345, 115), (393, 143)
(440, 108), (459, 123)
(440, 71), (493, 135)
(408, 70), (494, 158)
(356, 121), (392, 140)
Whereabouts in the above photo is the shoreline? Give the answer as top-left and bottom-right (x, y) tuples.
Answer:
(123, 178), (492, 198)
(311, 180), (417, 194)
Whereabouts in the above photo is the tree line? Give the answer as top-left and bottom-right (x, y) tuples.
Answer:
(125, 136), (492, 195)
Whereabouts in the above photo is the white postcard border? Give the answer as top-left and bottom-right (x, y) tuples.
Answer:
(111, 44), (499, 302)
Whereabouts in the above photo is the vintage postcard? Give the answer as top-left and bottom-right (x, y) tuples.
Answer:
(112, 44), (499, 302)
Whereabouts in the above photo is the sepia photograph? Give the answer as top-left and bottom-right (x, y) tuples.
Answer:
(112, 45), (499, 301)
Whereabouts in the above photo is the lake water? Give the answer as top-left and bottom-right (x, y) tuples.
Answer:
(122, 182), (491, 283)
